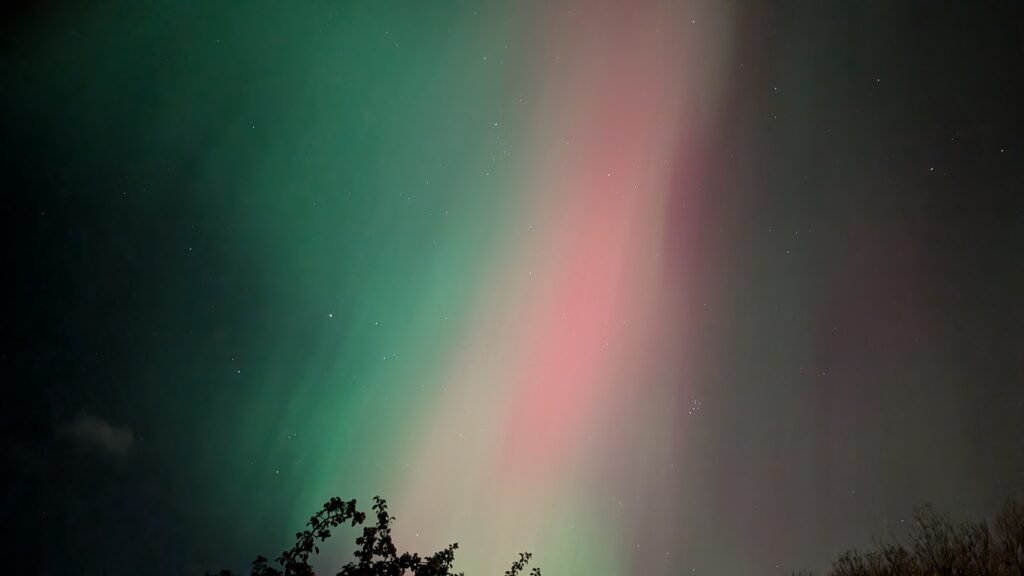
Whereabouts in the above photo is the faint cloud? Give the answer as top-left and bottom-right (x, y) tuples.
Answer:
(60, 412), (135, 457)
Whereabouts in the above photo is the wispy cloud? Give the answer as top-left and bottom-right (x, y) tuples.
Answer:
(60, 412), (135, 457)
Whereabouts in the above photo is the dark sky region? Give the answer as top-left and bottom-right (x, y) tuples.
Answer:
(1, 2), (1022, 575)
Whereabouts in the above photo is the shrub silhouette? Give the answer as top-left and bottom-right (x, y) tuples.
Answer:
(798, 499), (1024, 576)
(209, 496), (540, 576)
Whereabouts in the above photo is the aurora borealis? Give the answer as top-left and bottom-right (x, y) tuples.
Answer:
(2, 1), (1023, 575)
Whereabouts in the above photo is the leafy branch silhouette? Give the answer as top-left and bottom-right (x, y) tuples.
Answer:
(208, 496), (540, 576)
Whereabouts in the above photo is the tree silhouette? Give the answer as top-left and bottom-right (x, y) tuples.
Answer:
(209, 496), (540, 576)
(797, 499), (1024, 576)
(214, 495), (1024, 575)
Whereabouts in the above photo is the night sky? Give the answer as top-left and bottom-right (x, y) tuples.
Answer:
(1, 2), (1022, 575)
